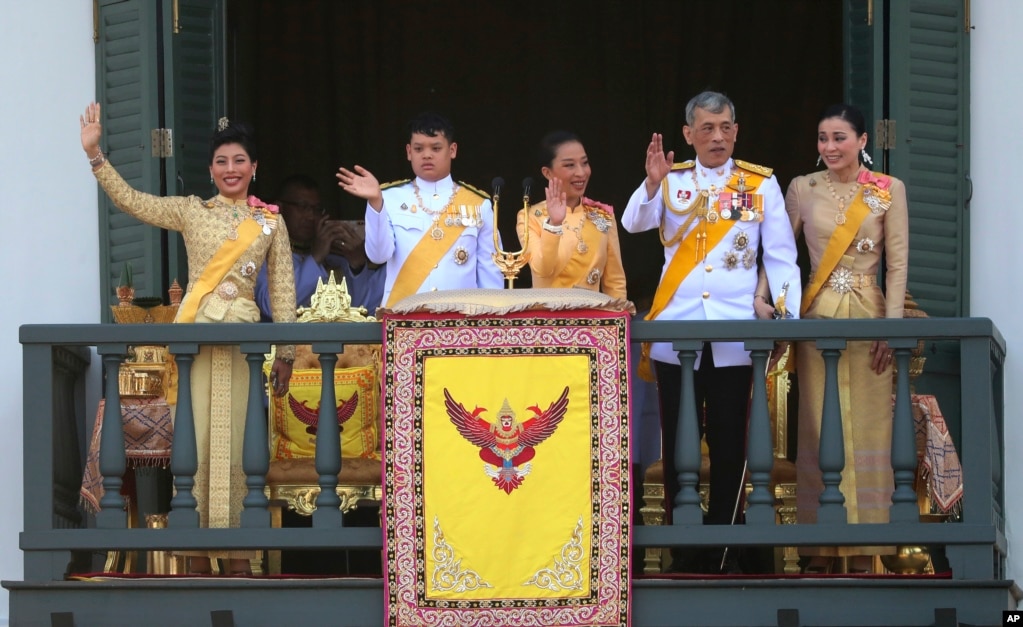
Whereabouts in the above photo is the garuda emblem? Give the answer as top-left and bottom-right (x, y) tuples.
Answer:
(288, 391), (359, 435)
(444, 386), (569, 494)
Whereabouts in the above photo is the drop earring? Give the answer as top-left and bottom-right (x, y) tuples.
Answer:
(816, 155), (822, 167)
(210, 176), (214, 184)
(860, 148), (873, 166)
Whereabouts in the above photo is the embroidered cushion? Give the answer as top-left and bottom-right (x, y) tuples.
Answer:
(266, 363), (379, 461)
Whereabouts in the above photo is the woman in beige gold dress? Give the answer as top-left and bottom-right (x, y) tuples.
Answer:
(785, 103), (909, 574)
(516, 131), (627, 299)
(80, 102), (297, 575)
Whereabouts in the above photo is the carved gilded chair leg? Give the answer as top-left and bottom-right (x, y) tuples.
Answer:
(267, 501), (283, 575)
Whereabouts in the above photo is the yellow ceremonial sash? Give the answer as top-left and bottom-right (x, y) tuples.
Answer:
(176, 217), (263, 323)
(638, 217), (732, 381)
(385, 187), (481, 307)
(165, 215), (264, 405)
(800, 190), (871, 316)
(637, 167), (767, 381)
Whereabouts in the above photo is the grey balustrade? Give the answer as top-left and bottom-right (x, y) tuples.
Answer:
(14, 318), (1009, 587)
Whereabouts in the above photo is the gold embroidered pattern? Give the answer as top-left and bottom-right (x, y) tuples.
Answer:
(523, 517), (585, 591)
(431, 517), (493, 592)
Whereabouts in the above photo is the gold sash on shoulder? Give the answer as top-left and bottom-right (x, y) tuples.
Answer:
(165, 214), (265, 404)
(800, 190), (871, 316)
(385, 187), (482, 307)
(177, 218), (263, 323)
(637, 168), (766, 381)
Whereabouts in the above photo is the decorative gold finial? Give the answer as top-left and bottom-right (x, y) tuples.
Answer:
(498, 398), (515, 418)
(296, 271), (375, 323)
(217, 117), (230, 132)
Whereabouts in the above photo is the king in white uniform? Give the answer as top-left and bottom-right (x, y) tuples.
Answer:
(622, 91), (801, 573)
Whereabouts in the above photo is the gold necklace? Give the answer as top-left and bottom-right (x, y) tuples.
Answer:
(412, 181), (460, 239)
(564, 209), (589, 254)
(824, 170), (862, 225)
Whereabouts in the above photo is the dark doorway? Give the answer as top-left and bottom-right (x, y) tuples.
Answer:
(227, 0), (842, 301)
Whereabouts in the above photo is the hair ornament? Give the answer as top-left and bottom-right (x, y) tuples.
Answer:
(217, 117), (230, 132)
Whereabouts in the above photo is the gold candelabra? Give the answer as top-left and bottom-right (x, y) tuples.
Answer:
(491, 177), (532, 289)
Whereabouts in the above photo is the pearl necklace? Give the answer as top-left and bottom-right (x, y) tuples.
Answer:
(824, 170), (862, 225)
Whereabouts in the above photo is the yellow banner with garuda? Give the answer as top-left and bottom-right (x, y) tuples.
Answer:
(382, 307), (630, 627)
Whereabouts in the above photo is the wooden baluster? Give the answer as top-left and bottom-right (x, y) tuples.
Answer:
(241, 348), (270, 527)
(889, 342), (919, 522)
(816, 340), (848, 524)
(313, 344), (343, 527)
(745, 343), (775, 524)
(168, 347), (199, 527)
(97, 347), (127, 528)
(672, 341), (704, 525)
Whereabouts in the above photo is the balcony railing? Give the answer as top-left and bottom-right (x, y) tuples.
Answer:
(8, 316), (1015, 627)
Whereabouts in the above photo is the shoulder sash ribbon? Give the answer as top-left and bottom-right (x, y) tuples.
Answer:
(637, 168), (766, 381)
(638, 200), (731, 381)
(385, 187), (481, 307)
(177, 215), (263, 323)
(800, 189), (871, 316)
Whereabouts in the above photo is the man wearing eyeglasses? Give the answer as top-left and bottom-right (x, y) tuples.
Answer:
(256, 174), (385, 319)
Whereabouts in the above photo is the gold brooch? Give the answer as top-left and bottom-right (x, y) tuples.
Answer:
(733, 231), (750, 251)
(453, 247), (469, 265)
(723, 250), (739, 270)
(586, 268), (601, 285)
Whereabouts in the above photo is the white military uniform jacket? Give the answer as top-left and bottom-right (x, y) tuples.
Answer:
(622, 157), (801, 368)
(364, 174), (504, 305)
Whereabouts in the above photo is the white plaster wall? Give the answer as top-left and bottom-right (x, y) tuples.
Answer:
(971, 2), (1023, 595)
(0, 2), (100, 623)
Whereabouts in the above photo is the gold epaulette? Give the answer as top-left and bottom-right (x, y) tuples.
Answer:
(458, 181), (491, 200)
(671, 160), (696, 171)
(734, 160), (773, 178)
(380, 179), (411, 190)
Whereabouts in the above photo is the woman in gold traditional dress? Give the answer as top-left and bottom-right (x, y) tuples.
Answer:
(516, 132), (627, 299)
(80, 102), (298, 575)
(785, 104), (909, 574)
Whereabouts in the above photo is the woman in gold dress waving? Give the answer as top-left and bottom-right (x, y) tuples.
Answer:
(516, 131), (627, 299)
(81, 102), (297, 575)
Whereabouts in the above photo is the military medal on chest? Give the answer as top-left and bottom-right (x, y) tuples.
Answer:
(588, 210), (611, 233)
(718, 172), (764, 223)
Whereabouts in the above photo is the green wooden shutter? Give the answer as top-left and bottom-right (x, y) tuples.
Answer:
(163, 0), (226, 287)
(96, 0), (224, 316)
(96, 0), (164, 319)
(843, 0), (881, 140)
(887, 0), (970, 318)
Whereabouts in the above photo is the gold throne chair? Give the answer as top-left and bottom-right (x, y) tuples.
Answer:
(263, 273), (383, 575)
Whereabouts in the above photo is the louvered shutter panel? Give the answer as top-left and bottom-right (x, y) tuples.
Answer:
(163, 0), (225, 286)
(843, 0), (881, 143)
(96, 0), (164, 320)
(888, 0), (970, 317)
